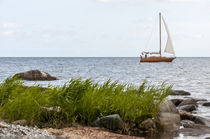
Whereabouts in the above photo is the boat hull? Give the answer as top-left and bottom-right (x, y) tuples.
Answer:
(140, 56), (175, 62)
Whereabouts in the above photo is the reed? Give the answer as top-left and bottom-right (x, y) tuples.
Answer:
(0, 77), (172, 127)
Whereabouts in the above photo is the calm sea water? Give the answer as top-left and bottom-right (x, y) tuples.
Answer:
(1, 57), (210, 95)
(1, 57), (210, 93)
(1, 57), (210, 138)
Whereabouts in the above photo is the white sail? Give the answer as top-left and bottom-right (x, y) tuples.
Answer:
(162, 17), (175, 55)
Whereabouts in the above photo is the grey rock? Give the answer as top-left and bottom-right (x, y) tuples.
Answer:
(14, 70), (57, 81)
(203, 102), (210, 106)
(171, 99), (183, 106)
(179, 104), (196, 112)
(169, 90), (191, 96)
(158, 99), (178, 113)
(178, 98), (197, 107)
(92, 114), (123, 131)
(0, 123), (8, 128)
(156, 99), (180, 132)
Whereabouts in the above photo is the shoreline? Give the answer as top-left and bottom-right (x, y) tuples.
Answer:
(0, 70), (210, 138)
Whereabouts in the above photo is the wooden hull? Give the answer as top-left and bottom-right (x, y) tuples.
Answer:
(140, 56), (175, 62)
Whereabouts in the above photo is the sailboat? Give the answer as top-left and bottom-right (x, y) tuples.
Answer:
(140, 13), (176, 62)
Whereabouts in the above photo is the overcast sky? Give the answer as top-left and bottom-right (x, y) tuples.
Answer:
(0, 0), (210, 57)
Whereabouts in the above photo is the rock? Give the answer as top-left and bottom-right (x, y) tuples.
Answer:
(203, 102), (210, 106)
(179, 110), (194, 121)
(14, 70), (57, 81)
(178, 104), (196, 112)
(138, 118), (155, 130)
(178, 98), (197, 107)
(205, 137), (210, 139)
(169, 90), (191, 96)
(12, 120), (27, 126)
(92, 114), (123, 131)
(156, 99), (180, 132)
(171, 99), (183, 106)
(179, 110), (210, 126)
(194, 116), (210, 126)
(0, 123), (8, 128)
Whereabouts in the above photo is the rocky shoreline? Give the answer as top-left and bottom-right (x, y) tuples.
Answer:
(2, 70), (210, 138)
(1, 90), (210, 139)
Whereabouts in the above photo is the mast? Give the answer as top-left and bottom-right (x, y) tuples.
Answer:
(159, 12), (162, 57)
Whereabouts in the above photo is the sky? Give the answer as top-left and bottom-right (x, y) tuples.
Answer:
(0, 0), (210, 57)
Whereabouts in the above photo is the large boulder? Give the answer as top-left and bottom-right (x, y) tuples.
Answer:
(92, 114), (123, 131)
(169, 90), (191, 96)
(14, 70), (57, 81)
(156, 99), (180, 132)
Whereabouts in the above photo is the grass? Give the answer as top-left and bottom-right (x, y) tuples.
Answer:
(0, 77), (172, 128)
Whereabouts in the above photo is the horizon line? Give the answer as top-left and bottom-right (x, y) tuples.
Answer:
(1, 56), (210, 58)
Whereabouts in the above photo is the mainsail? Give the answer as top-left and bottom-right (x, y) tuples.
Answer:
(162, 17), (175, 55)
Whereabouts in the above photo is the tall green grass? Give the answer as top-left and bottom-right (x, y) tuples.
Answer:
(0, 77), (171, 127)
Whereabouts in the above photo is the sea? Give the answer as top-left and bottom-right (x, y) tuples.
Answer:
(1, 57), (210, 138)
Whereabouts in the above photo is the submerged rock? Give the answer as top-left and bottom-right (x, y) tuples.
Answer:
(169, 90), (191, 96)
(92, 114), (123, 131)
(14, 70), (57, 81)
(156, 99), (180, 132)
